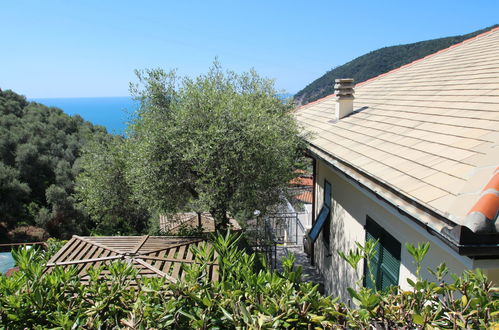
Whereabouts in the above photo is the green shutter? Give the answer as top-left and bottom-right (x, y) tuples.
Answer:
(364, 230), (380, 290)
(379, 246), (400, 290)
(379, 234), (401, 290)
(364, 217), (401, 291)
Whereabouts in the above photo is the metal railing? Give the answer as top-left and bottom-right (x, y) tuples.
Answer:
(264, 211), (308, 246)
(244, 217), (277, 270)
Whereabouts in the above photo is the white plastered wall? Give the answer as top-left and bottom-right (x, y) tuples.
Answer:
(312, 159), (497, 301)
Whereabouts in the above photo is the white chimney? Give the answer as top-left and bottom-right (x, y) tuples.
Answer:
(334, 78), (355, 120)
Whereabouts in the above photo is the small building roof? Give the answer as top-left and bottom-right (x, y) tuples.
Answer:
(289, 176), (313, 187)
(45, 235), (219, 284)
(159, 212), (241, 234)
(295, 28), (499, 248)
(294, 190), (313, 204)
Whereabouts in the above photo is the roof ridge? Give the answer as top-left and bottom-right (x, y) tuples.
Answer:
(295, 93), (336, 111)
(296, 26), (499, 111)
(356, 26), (499, 89)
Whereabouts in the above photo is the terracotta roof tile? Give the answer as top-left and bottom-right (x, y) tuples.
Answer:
(289, 177), (313, 187)
(464, 169), (499, 232)
(294, 191), (313, 204)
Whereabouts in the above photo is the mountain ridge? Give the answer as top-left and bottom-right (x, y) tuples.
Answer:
(294, 25), (499, 105)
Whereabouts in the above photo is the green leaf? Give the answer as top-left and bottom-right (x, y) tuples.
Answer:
(412, 314), (424, 325)
(347, 287), (360, 300)
(220, 307), (234, 321)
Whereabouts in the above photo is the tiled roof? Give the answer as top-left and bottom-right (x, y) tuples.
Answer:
(296, 27), (499, 233)
(294, 190), (313, 204)
(289, 176), (313, 186)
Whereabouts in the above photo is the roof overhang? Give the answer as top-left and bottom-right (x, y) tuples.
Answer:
(307, 143), (499, 258)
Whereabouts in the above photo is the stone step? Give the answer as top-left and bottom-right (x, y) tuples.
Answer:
(276, 245), (325, 293)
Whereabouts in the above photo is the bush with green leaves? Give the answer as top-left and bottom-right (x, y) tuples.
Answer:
(0, 89), (111, 240)
(0, 233), (497, 329)
(338, 240), (499, 329)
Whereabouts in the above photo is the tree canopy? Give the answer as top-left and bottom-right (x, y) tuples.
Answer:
(76, 136), (150, 235)
(0, 89), (111, 241)
(124, 62), (306, 226)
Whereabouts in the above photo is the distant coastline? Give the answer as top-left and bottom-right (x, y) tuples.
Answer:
(30, 94), (293, 135)
(30, 97), (139, 135)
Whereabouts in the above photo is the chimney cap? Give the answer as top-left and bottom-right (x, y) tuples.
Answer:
(335, 78), (354, 83)
(334, 78), (355, 98)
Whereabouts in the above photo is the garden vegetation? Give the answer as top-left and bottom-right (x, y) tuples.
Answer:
(0, 234), (497, 329)
(0, 89), (111, 242)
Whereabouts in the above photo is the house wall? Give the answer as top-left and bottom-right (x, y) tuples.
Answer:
(312, 159), (496, 301)
(298, 203), (313, 228)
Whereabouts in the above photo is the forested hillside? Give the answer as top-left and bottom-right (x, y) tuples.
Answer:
(294, 25), (498, 105)
(0, 89), (111, 242)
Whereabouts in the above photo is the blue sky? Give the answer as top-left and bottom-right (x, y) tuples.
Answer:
(1, 1), (497, 98)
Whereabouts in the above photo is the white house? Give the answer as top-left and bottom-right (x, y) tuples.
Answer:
(295, 27), (499, 299)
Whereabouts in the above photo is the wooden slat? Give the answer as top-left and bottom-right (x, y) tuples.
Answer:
(79, 245), (101, 275)
(171, 245), (186, 279)
(211, 264), (219, 282)
(135, 259), (177, 283)
(160, 247), (177, 275)
(131, 235), (149, 254)
(72, 238), (94, 266)
(74, 235), (125, 254)
(151, 249), (167, 269)
(211, 250), (220, 281)
(63, 239), (87, 263)
(93, 248), (113, 269)
(180, 246), (195, 279)
(46, 255), (122, 267)
(138, 255), (218, 265)
(46, 237), (76, 264)
(142, 239), (203, 255)
(77, 243), (99, 273)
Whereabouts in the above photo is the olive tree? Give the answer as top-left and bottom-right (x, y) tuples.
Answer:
(76, 136), (150, 235)
(127, 62), (306, 227)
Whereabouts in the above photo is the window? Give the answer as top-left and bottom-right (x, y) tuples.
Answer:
(363, 217), (401, 291)
(308, 180), (331, 243)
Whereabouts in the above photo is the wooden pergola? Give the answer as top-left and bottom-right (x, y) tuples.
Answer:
(45, 235), (219, 283)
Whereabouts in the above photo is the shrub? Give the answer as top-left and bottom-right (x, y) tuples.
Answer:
(0, 234), (497, 328)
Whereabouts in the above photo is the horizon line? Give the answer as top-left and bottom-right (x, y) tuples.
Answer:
(29, 95), (132, 100)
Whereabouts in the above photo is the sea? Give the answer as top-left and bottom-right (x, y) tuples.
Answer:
(31, 94), (294, 135)
(0, 252), (15, 274)
(31, 97), (139, 135)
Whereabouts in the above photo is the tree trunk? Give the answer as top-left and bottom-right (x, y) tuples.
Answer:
(211, 208), (229, 231)
(197, 212), (202, 229)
